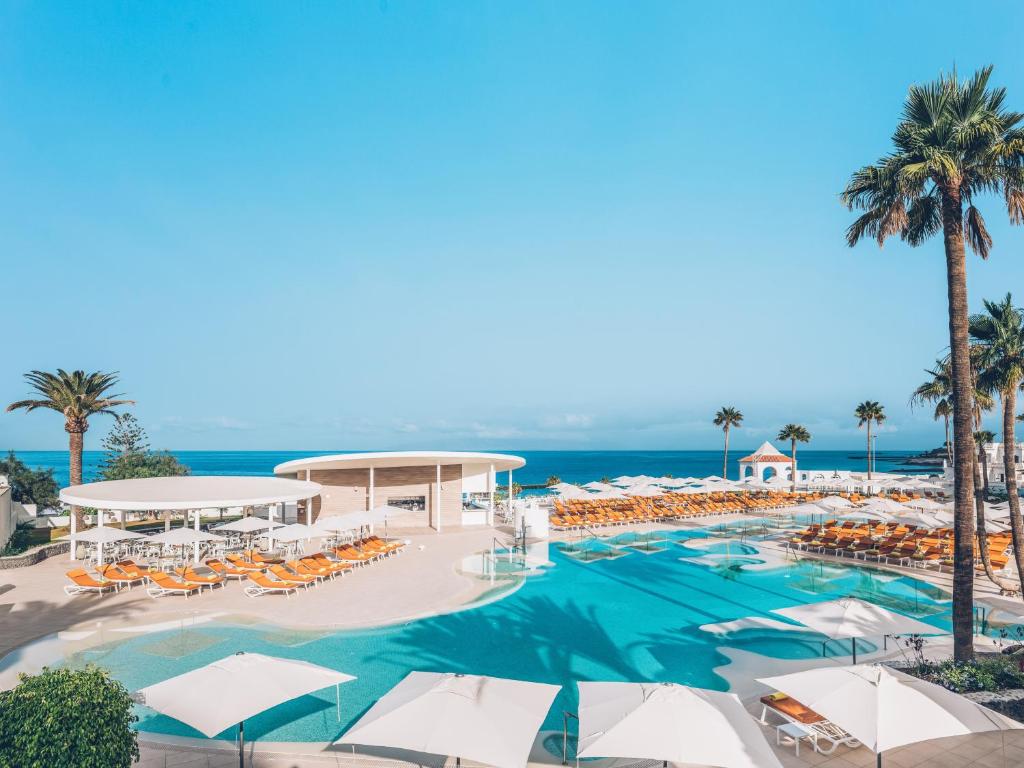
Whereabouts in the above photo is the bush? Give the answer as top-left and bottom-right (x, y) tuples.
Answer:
(911, 657), (1024, 693)
(0, 666), (139, 768)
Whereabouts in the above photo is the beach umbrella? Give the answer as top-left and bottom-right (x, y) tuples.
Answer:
(137, 652), (355, 768)
(315, 511), (370, 533)
(906, 498), (948, 511)
(73, 526), (147, 564)
(892, 511), (945, 529)
(758, 664), (1024, 767)
(772, 597), (943, 664)
(575, 681), (782, 768)
(816, 496), (855, 511)
(148, 527), (221, 564)
(837, 510), (896, 524)
(582, 481), (615, 492)
(860, 498), (908, 514)
(624, 484), (664, 497)
(212, 516), (282, 533)
(366, 504), (405, 538)
(336, 671), (559, 768)
(268, 522), (316, 543)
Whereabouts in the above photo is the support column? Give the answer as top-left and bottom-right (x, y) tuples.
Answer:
(369, 467), (375, 511)
(268, 503), (276, 549)
(193, 508), (201, 562)
(305, 497), (313, 541)
(488, 463), (495, 526)
(435, 463), (442, 533)
(119, 510), (126, 531)
(508, 469), (514, 522)
(96, 508), (105, 564)
(69, 507), (77, 561)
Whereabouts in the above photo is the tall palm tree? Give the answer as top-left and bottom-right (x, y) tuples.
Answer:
(842, 66), (1024, 661)
(970, 294), (1024, 588)
(7, 370), (133, 528)
(713, 407), (743, 480)
(777, 424), (810, 493)
(854, 401), (886, 478)
(911, 360), (954, 463)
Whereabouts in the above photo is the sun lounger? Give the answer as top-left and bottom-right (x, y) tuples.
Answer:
(63, 569), (118, 597)
(225, 554), (267, 571)
(269, 564), (316, 588)
(244, 572), (300, 598)
(175, 567), (226, 589)
(96, 563), (146, 589)
(205, 558), (249, 581)
(114, 560), (150, 580)
(146, 571), (203, 599)
(759, 692), (861, 754)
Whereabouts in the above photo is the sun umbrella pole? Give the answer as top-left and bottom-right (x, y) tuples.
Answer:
(852, 637), (857, 665)
(238, 720), (245, 768)
(336, 683), (340, 721)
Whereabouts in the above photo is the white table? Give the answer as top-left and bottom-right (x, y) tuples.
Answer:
(776, 721), (817, 756)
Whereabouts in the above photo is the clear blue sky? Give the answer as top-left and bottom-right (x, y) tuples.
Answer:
(3, 2), (1024, 452)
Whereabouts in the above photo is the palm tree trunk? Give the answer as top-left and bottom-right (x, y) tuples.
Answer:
(68, 429), (85, 531)
(945, 414), (952, 464)
(867, 421), (873, 479)
(974, 444), (1012, 589)
(790, 440), (797, 493)
(722, 426), (730, 480)
(941, 186), (976, 662)
(1003, 386), (1024, 595)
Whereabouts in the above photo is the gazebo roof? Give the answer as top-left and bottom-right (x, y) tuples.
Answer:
(738, 441), (791, 463)
(59, 475), (322, 511)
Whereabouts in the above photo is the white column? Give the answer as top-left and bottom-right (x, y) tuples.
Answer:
(193, 508), (201, 562)
(96, 508), (105, 564)
(488, 463), (495, 526)
(435, 463), (442, 533)
(119, 510), (126, 530)
(508, 469), (514, 519)
(305, 497), (313, 541)
(369, 467), (375, 510)
(268, 503), (276, 549)
(69, 508), (77, 561)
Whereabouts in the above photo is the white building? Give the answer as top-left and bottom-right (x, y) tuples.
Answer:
(737, 441), (794, 481)
(946, 441), (1024, 489)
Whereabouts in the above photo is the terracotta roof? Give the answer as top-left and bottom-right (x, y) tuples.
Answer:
(738, 440), (792, 463)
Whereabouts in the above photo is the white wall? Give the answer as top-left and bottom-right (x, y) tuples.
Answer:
(0, 479), (13, 552)
(461, 464), (492, 494)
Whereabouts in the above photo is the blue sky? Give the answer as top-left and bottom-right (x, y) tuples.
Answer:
(3, 1), (1024, 452)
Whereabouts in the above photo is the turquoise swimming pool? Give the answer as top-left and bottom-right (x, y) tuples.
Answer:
(65, 527), (953, 744)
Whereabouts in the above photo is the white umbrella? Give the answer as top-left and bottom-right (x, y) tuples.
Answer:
(892, 511), (945, 529)
(906, 498), (948, 511)
(138, 652), (355, 766)
(816, 496), (855, 511)
(860, 498), (908, 514)
(315, 512), (369, 533)
(148, 528), (220, 545)
(582, 481), (615, 492)
(575, 681), (782, 768)
(772, 597), (944, 663)
(758, 664), (1023, 766)
(837, 510), (896, 523)
(268, 522), (317, 543)
(624, 484), (665, 497)
(74, 525), (147, 564)
(337, 671), (559, 768)
(212, 516), (282, 533)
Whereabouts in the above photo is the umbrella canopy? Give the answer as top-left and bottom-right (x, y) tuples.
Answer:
(73, 526), (147, 544)
(137, 652), (355, 738)
(860, 498), (909, 514)
(315, 512), (371, 532)
(147, 528), (221, 546)
(838, 510), (896, 524)
(892, 511), (945, 529)
(816, 496), (855, 511)
(773, 598), (942, 642)
(582, 481), (615, 492)
(906, 498), (948, 511)
(336, 671), (559, 768)
(758, 664), (1023, 755)
(624, 484), (664, 497)
(575, 681), (782, 768)
(212, 516), (282, 533)
(269, 523), (317, 543)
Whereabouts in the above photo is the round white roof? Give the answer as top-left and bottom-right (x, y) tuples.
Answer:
(274, 451), (526, 476)
(59, 475), (322, 511)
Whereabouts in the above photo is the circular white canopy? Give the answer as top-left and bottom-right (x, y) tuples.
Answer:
(59, 475), (322, 511)
(274, 450), (526, 475)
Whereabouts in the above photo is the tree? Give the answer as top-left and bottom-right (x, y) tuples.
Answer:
(0, 666), (139, 768)
(0, 452), (59, 510)
(842, 66), (1024, 661)
(713, 407), (743, 480)
(98, 413), (190, 481)
(776, 424), (810, 492)
(6, 371), (133, 529)
(911, 360), (954, 464)
(545, 475), (561, 487)
(970, 293), (1024, 589)
(854, 401), (886, 478)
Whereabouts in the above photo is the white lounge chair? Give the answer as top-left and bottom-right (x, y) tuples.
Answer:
(760, 692), (861, 754)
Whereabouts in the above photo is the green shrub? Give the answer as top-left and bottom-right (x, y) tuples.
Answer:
(912, 657), (1024, 693)
(0, 666), (139, 768)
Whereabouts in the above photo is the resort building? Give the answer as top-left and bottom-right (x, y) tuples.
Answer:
(274, 451), (526, 532)
(946, 441), (1024, 490)
(737, 441), (794, 481)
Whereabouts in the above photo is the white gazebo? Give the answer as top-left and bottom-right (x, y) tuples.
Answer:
(738, 441), (793, 482)
(60, 476), (322, 562)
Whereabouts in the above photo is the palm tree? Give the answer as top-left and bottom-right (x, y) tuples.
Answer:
(970, 294), (1024, 588)
(776, 424), (810, 492)
(911, 360), (954, 463)
(713, 407), (743, 480)
(7, 370), (133, 528)
(854, 401), (886, 478)
(842, 66), (1024, 661)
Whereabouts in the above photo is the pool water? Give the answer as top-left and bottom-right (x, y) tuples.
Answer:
(64, 528), (952, 744)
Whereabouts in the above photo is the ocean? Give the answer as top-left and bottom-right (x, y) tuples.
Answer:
(9, 449), (937, 489)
